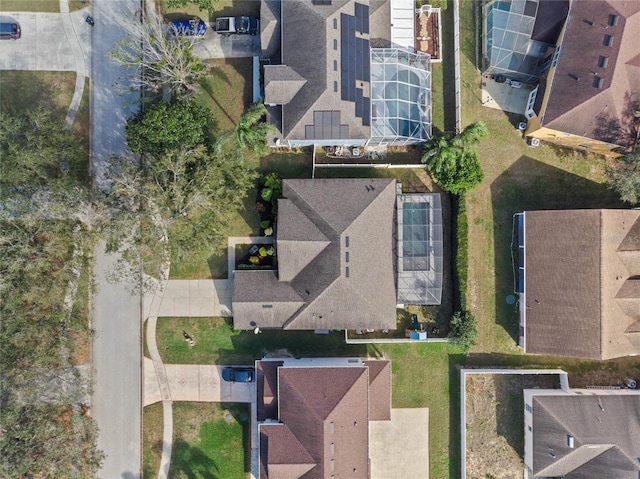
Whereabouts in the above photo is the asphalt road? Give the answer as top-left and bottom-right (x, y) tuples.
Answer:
(90, 1), (143, 478)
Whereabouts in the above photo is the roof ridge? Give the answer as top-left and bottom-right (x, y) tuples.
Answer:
(536, 444), (614, 477)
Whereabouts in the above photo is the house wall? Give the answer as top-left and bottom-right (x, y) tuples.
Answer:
(526, 126), (624, 157)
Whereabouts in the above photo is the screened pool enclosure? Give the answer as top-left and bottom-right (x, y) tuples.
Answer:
(396, 193), (443, 305)
(370, 48), (432, 146)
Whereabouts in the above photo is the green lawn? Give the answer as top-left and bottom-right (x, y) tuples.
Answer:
(0, 0), (88, 12)
(170, 402), (250, 479)
(196, 58), (254, 135)
(143, 403), (164, 479)
(0, 71), (76, 122)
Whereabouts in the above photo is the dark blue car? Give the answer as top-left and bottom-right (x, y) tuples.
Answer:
(222, 367), (254, 383)
(170, 18), (207, 36)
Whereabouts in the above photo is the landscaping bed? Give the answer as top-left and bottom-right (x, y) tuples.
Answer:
(465, 373), (561, 479)
(235, 243), (276, 270)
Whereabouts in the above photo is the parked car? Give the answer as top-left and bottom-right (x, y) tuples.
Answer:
(0, 21), (21, 40)
(170, 17), (207, 36)
(215, 16), (259, 36)
(222, 367), (254, 383)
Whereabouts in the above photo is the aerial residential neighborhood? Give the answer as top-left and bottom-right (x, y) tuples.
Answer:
(1, 0), (639, 479)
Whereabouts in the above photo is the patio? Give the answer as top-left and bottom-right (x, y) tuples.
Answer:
(369, 408), (430, 478)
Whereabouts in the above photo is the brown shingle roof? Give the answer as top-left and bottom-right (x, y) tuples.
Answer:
(531, 393), (640, 478)
(540, 0), (640, 148)
(363, 360), (391, 420)
(260, 425), (317, 479)
(278, 366), (370, 479)
(524, 209), (640, 359)
(257, 361), (283, 421)
(233, 179), (397, 331)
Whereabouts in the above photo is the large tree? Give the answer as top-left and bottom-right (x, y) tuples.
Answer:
(607, 151), (640, 204)
(422, 122), (488, 194)
(125, 99), (212, 155)
(109, 7), (207, 98)
(102, 145), (257, 282)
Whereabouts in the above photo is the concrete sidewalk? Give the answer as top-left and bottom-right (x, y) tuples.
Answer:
(156, 279), (232, 317)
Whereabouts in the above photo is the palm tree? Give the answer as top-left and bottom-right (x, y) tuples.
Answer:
(223, 102), (276, 157)
(422, 121), (488, 193)
(421, 133), (461, 174)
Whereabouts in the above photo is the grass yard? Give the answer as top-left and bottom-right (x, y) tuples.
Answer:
(0, 0), (88, 12)
(196, 58), (253, 135)
(170, 402), (250, 479)
(143, 403), (164, 479)
(454, 2), (624, 354)
(0, 71), (76, 123)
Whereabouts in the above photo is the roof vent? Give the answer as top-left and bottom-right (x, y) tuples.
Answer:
(568, 73), (580, 81)
(608, 14), (619, 27)
(567, 435), (575, 448)
(594, 77), (603, 89)
(604, 34), (614, 47)
(583, 19), (594, 26)
(313, 0), (332, 4)
(598, 56), (609, 68)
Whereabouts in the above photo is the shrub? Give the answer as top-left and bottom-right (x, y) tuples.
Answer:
(448, 310), (478, 352)
(260, 220), (271, 229)
(261, 188), (273, 201)
(264, 227), (273, 236)
(249, 256), (260, 264)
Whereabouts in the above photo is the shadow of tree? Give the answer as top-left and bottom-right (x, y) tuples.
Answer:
(489, 156), (624, 344)
(449, 353), (467, 479)
(218, 329), (367, 365)
(170, 439), (219, 479)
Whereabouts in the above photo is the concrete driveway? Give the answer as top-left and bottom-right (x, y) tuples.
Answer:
(144, 360), (255, 405)
(0, 11), (91, 71)
(192, 29), (260, 59)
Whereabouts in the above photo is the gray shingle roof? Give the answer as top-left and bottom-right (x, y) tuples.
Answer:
(531, 393), (640, 478)
(264, 65), (308, 105)
(523, 209), (640, 359)
(233, 179), (397, 331)
(265, 0), (380, 141)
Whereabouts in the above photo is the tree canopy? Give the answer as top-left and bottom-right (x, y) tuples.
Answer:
(166, 0), (216, 13)
(448, 310), (478, 352)
(102, 145), (257, 282)
(109, 8), (207, 98)
(125, 99), (212, 155)
(607, 151), (640, 204)
(0, 110), (103, 477)
(422, 122), (488, 194)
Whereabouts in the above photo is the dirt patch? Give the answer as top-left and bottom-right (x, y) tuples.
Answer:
(465, 373), (561, 479)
